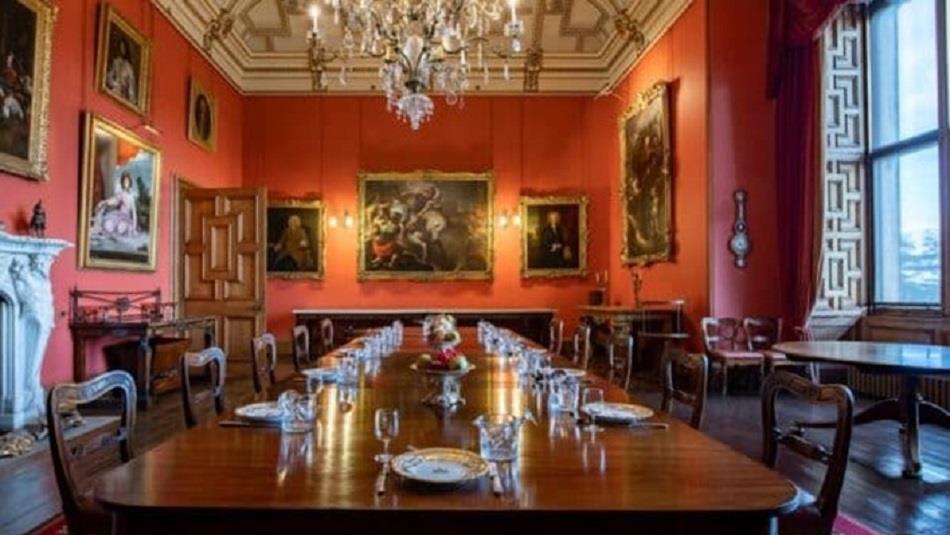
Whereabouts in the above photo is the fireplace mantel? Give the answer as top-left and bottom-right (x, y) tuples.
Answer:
(0, 230), (71, 432)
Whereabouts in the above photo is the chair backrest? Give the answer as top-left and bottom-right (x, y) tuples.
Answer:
(250, 333), (278, 394)
(607, 333), (635, 391)
(47, 370), (136, 533)
(660, 352), (708, 429)
(700, 317), (747, 351)
(762, 371), (854, 529)
(320, 318), (335, 354)
(180, 347), (227, 428)
(548, 318), (564, 356)
(292, 325), (311, 373)
(744, 317), (783, 351)
(572, 323), (592, 369)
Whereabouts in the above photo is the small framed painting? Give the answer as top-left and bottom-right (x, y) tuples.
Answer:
(0, 0), (55, 180)
(619, 81), (672, 265)
(267, 199), (325, 279)
(187, 79), (217, 152)
(520, 195), (589, 279)
(95, 3), (152, 115)
(78, 114), (161, 271)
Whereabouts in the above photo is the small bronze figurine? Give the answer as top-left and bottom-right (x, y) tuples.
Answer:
(30, 200), (47, 238)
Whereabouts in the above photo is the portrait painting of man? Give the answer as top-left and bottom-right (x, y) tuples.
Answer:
(96, 4), (151, 115)
(358, 171), (493, 281)
(188, 79), (217, 152)
(620, 82), (672, 265)
(521, 195), (588, 278)
(267, 199), (324, 279)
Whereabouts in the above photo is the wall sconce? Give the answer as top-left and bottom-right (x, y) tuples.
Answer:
(498, 209), (521, 229)
(328, 210), (354, 229)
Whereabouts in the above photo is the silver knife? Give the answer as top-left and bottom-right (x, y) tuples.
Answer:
(489, 462), (504, 496)
(375, 461), (390, 495)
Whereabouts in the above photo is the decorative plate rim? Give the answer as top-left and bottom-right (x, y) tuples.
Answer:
(390, 447), (490, 485)
(581, 401), (654, 422)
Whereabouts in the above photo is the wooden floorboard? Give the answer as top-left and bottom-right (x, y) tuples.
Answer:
(1, 364), (947, 535)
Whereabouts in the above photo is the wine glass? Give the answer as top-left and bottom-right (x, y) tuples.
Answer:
(582, 387), (605, 434)
(374, 408), (399, 462)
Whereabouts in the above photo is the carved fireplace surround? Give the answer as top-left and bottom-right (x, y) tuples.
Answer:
(0, 230), (70, 432)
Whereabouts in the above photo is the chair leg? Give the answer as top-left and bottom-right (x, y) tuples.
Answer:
(721, 364), (728, 398)
(808, 363), (819, 383)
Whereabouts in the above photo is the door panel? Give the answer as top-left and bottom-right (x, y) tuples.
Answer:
(180, 187), (265, 361)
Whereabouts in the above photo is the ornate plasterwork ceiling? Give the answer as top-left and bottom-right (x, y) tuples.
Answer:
(152, 0), (691, 93)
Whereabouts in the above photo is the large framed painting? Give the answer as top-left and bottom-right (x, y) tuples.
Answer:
(358, 171), (493, 281)
(619, 81), (672, 265)
(267, 198), (324, 280)
(78, 114), (161, 271)
(520, 195), (588, 279)
(0, 0), (54, 180)
(95, 3), (152, 116)
(187, 78), (217, 152)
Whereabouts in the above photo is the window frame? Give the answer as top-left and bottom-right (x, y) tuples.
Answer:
(866, 0), (950, 314)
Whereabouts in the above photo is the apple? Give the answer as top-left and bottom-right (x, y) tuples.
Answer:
(449, 355), (469, 371)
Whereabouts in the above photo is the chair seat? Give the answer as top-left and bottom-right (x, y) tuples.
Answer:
(709, 350), (764, 362)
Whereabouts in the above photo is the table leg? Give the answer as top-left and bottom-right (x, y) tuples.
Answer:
(72, 335), (86, 382)
(138, 336), (154, 408)
(900, 376), (922, 479)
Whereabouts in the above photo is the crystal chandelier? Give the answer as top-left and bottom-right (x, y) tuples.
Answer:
(290, 0), (525, 129)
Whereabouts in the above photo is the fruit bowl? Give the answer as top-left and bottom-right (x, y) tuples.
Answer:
(411, 354), (475, 408)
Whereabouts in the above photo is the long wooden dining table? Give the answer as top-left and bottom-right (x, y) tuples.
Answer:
(94, 328), (798, 534)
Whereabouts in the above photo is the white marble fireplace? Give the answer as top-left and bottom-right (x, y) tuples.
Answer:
(0, 230), (70, 432)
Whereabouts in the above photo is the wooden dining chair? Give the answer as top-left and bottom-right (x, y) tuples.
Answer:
(606, 332), (635, 391)
(762, 371), (854, 535)
(548, 318), (564, 356)
(292, 325), (312, 373)
(701, 317), (764, 397)
(180, 347), (227, 428)
(47, 370), (137, 535)
(250, 333), (278, 395)
(320, 318), (335, 355)
(745, 317), (818, 382)
(571, 323), (592, 369)
(659, 351), (709, 429)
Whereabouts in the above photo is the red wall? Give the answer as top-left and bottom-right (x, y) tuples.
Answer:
(243, 96), (610, 340)
(708, 0), (782, 319)
(1, 0), (244, 384)
(589, 0), (710, 344)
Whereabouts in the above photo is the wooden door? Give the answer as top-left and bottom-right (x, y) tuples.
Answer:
(179, 188), (265, 360)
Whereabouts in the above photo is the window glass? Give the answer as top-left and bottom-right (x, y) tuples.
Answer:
(873, 144), (942, 305)
(870, 0), (939, 148)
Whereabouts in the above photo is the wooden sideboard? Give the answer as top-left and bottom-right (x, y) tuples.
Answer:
(293, 308), (556, 358)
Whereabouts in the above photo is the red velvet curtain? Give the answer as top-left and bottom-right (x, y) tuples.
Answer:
(767, 0), (847, 331)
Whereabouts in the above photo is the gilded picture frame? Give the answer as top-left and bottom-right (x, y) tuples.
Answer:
(78, 114), (162, 271)
(619, 81), (672, 265)
(358, 170), (494, 281)
(520, 195), (589, 279)
(187, 78), (217, 152)
(95, 3), (152, 116)
(267, 198), (325, 280)
(0, 0), (55, 180)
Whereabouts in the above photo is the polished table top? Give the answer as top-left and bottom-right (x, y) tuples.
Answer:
(775, 341), (950, 375)
(95, 329), (797, 520)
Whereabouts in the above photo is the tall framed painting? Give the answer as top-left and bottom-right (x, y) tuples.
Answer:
(78, 114), (162, 271)
(267, 198), (324, 279)
(95, 3), (152, 116)
(619, 81), (672, 265)
(520, 195), (589, 279)
(0, 0), (55, 180)
(187, 78), (217, 152)
(358, 171), (493, 281)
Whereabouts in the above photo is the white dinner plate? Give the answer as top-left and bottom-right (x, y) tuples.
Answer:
(234, 401), (282, 423)
(390, 448), (489, 486)
(581, 402), (654, 424)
